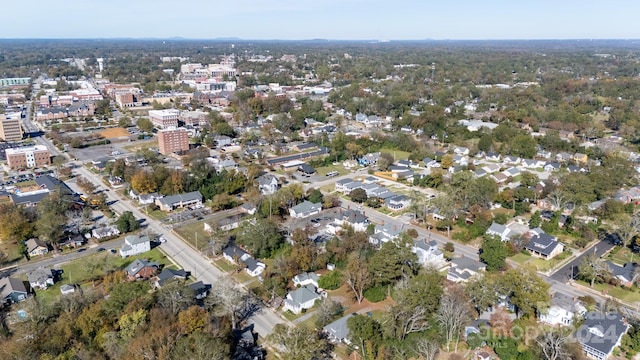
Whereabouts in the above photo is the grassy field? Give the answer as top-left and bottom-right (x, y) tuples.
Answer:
(315, 164), (350, 177)
(511, 252), (531, 264)
(576, 280), (640, 303)
(213, 258), (236, 272)
(608, 246), (635, 265)
(173, 221), (212, 252)
(379, 147), (411, 160)
(30, 247), (172, 305)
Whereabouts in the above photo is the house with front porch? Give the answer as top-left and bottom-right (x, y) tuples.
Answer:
(26, 238), (48, 257)
(525, 233), (564, 260)
(539, 291), (586, 326)
(282, 285), (326, 314)
(447, 257), (486, 283)
(412, 238), (445, 267)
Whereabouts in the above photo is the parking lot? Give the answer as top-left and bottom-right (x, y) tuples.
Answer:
(164, 207), (211, 225)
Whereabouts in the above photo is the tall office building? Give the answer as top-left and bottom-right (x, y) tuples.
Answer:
(158, 127), (189, 155)
(0, 114), (23, 142)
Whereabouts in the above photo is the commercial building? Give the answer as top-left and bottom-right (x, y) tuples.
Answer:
(0, 114), (23, 142)
(148, 109), (180, 129)
(0, 78), (30, 87)
(157, 127), (189, 155)
(5, 145), (51, 169)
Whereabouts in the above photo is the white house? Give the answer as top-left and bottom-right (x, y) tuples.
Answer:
(119, 234), (151, 258)
(335, 178), (355, 193)
(91, 225), (120, 240)
(486, 222), (516, 242)
(289, 201), (321, 219)
(412, 238), (445, 267)
(222, 245), (265, 277)
(446, 257), (486, 283)
(454, 146), (470, 155)
(293, 272), (320, 287)
(257, 174), (279, 195)
(27, 268), (55, 290)
(540, 292), (586, 326)
(282, 285), (326, 314)
(334, 209), (369, 232)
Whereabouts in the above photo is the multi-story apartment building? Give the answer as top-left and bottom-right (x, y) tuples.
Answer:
(148, 109), (180, 129)
(157, 127), (189, 155)
(5, 145), (51, 169)
(0, 114), (23, 142)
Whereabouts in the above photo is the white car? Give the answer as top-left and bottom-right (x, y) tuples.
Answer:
(158, 236), (167, 243)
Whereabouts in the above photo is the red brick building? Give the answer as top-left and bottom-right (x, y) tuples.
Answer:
(158, 127), (189, 155)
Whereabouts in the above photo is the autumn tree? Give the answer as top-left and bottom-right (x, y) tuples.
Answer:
(0, 204), (35, 243)
(130, 169), (157, 194)
(502, 267), (551, 318)
(76, 176), (96, 194)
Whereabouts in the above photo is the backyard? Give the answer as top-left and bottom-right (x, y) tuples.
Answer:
(26, 247), (173, 305)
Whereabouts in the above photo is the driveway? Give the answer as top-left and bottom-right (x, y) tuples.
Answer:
(549, 240), (615, 282)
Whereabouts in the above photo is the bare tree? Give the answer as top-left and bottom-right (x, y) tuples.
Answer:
(536, 328), (571, 360)
(387, 305), (430, 340)
(578, 252), (611, 287)
(208, 278), (260, 329)
(414, 338), (440, 360)
(547, 189), (567, 211)
(435, 286), (473, 352)
(156, 281), (195, 315)
(344, 252), (370, 304)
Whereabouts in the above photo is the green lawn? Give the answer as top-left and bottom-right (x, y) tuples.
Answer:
(232, 271), (257, 285)
(31, 247), (172, 306)
(316, 164), (350, 177)
(528, 258), (555, 272)
(213, 258), (236, 273)
(145, 208), (168, 221)
(281, 310), (307, 322)
(511, 252), (531, 264)
(608, 246), (636, 265)
(576, 280), (640, 303)
(174, 221), (212, 252)
(379, 147), (411, 160)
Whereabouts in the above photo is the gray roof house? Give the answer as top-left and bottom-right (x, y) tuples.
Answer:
(385, 194), (410, 211)
(156, 191), (203, 211)
(257, 174), (279, 195)
(293, 272), (320, 287)
(0, 277), (30, 304)
(289, 201), (321, 219)
(540, 292), (587, 326)
(446, 257), (486, 283)
(413, 238), (444, 267)
(27, 268), (55, 290)
(607, 262), (638, 287)
(154, 268), (188, 288)
(575, 312), (628, 360)
(369, 222), (403, 247)
(486, 222), (515, 242)
(525, 234), (564, 260)
(282, 284), (326, 314)
(124, 258), (159, 280)
(323, 313), (357, 344)
(120, 234), (151, 258)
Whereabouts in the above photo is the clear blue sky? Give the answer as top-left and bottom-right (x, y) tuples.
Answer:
(3, 0), (639, 40)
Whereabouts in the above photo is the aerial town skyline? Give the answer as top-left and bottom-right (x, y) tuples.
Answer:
(3, 0), (640, 40)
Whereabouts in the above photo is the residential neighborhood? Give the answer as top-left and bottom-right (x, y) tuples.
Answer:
(1, 29), (640, 360)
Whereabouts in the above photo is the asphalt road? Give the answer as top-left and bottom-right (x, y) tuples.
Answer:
(549, 240), (615, 282)
(72, 165), (285, 336)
